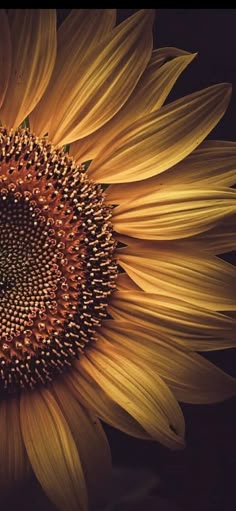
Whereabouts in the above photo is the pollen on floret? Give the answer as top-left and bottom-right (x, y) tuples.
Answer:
(0, 128), (117, 394)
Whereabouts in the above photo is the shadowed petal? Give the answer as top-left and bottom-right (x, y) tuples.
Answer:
(79, 349), (185, 450)
(89, 84), (231, 183)
(30, 9), (116, 135)
(109, 290), (235, 346)
(0, 10), (11, 108)
(71, 50), (195, 162)
(106, 140), (236, 204)
(98, 321), (236, 403)
(53, 378), (111, 508)
(183, 215), (236, 254)
(0, 9), (56, 128)
(0, 397), (30, 492)
(112, 187), (236, 240)
(44, 10), (154, 145)
(20, 387), (88, 511)
(65, 365), (150, 440)
(118, 238), (236, 310)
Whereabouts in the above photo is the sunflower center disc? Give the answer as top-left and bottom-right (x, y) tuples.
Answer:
(0, 128), (117, 394)
(0, 273), (10, 292)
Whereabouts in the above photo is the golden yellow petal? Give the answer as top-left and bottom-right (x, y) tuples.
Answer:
(158, 140), (236, 187)
(103, 311), (235, 353)
(152, 46), (192, 67)
(106, 302), (235, 353)
(53, 378), (111, 508)
(106, 140), (236, 204)
(98, 322), (236, 404)
(20, 388), (88, 511)
(65, 364), (149, 440)
(0, 10), (56, 129)
(89, 83), (231, 183)
(185, 215), (236, 254)
(112, 187), (236, 240)
(105, 183), (134, 205)
(116, 272), (141, 291)
(0, 10), (11, 108)
(118, 239), (236, 310)
(71, 50), (195, 162)
(81, 349), (185, 450)
(115, 219), (236, 257)
(0, 397), (30, 492)
(30, 9), (116, 136)
(109, 291), (235, 345)
(47, 10), (154, 145)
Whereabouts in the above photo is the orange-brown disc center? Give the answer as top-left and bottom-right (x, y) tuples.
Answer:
(0, 188), (83, 362)
(0, 128), (117, 393)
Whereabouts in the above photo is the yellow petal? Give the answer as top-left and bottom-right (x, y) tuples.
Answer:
(0, 9), (56, 129)
(185, 215), (236, 254)
(0, 397), (30, 493)
(115, 218), (236, 257)
(118, 239), (236, 310)
(112, 187), (236, 240)
(107, 304), (235, 353)
(53, 378), (111, 508)
(65, 363), (149, 440)
(20, 387), (88, 511)
(81, 349), (185, 450)
(98, 321), (236, 404)
(71, 50), (195, 162)
(152, 46), (192, 67)
(105, 183), (135, 205)
(158, 140), (236, 187)
(109, 291), (235, 345)
(0, 10), (11, 108)
(116, 272), (141, 291)
(106, 140), (236, 204)
(30, 9), (116, 136)
(45, 10), (154, 145)
(89, 83), (231, 183)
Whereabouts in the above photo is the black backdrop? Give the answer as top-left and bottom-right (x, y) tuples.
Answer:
(4, 9), (236, 511)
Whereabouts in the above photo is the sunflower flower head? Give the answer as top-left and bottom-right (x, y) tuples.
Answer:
(0, 8), (235, 511)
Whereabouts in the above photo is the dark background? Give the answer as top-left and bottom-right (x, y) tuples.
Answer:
(5, 9), (236, 511)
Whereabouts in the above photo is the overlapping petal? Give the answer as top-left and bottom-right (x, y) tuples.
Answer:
(98, 321), (236, 403)
(30, 9), (116, 135)
(20, 388), (88, 511)
(53, 379), (111, 507)
(33, 10), (154, 145)
(0, 10), (11, 108)
(71, 50), (196, 162)
(89, 84), (231, 183)
(185, 215), (236, 254)
(106, 140), (236, 204)
(116, 272), (141, 291)
(0, 397), (30, 492)
(80, 349), (185, 449)
(117, 238), (236, 310)
(112, 187), (236, 240)
(0, 9), (56, 128)
(109, 290), (235, 346)
(65, 365), (150, 440)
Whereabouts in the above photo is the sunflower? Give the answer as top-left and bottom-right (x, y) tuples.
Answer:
(0, 7), (236, 511)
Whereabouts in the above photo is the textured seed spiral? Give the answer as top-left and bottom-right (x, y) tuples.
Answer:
(0, 128), (117, 394)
